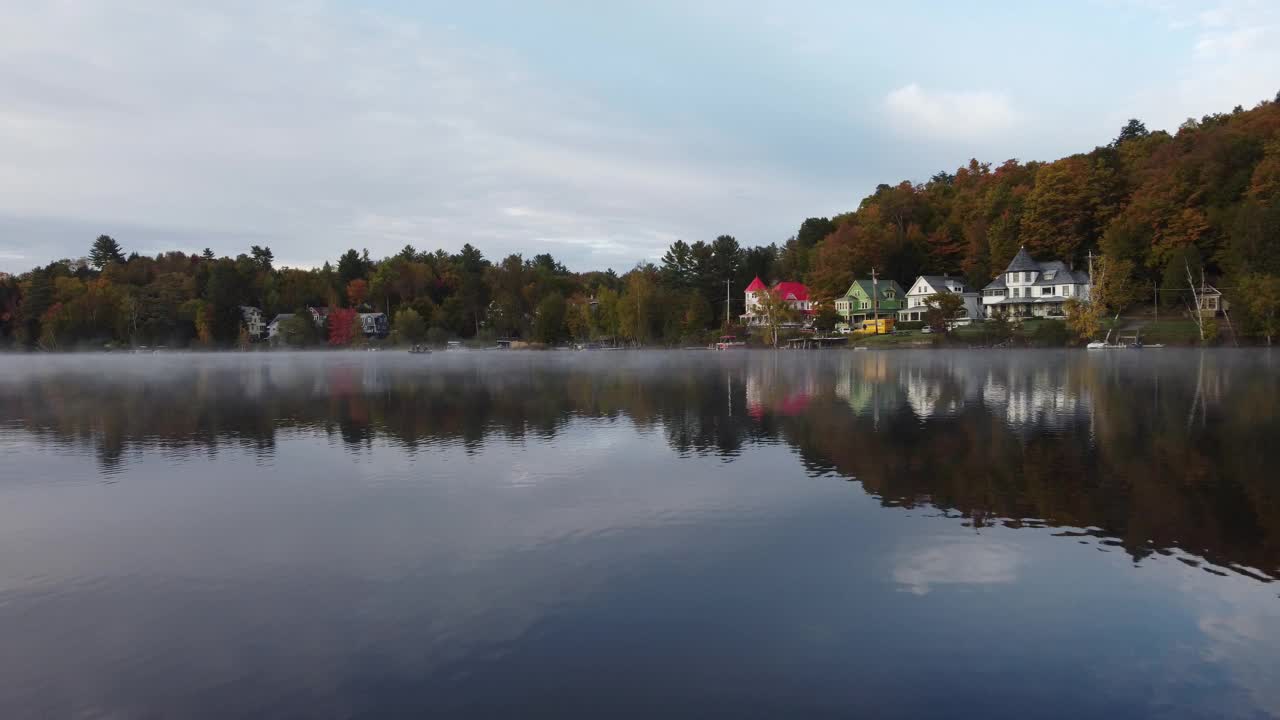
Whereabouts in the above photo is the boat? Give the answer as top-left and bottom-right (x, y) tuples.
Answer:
(408, 344), (431, 354)
(715, 334), (746, 350)
(1086, 329), (1164, 349)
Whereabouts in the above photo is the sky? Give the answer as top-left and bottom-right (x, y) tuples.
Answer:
(0, 0), (1277, 274)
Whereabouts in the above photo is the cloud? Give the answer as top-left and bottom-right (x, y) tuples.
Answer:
(0, 2), (826, 273)
(883, 83), (1021, 141)
(1119, 0), (1280, 128)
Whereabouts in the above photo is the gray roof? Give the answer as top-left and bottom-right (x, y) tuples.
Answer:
(268, 313), (294, 324)
(917, 275), (972, 293)
(1005, 247), (1041, 273)
(985, 250), (1090, 291)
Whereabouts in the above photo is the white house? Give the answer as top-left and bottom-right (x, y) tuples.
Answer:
(898, 276), (983, 322)
(266, 313), (293, 341)
(240, 306), (264, 339)
(981, 247), (1090, 318)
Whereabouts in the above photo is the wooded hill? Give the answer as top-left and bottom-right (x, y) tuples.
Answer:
(1, 93), (1278, 348)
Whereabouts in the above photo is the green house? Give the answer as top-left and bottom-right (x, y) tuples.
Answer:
(834, 278), (906, 325)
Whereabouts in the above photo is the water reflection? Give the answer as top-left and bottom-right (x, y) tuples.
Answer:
(1, 350), (1277, 582)
(2, 350), (1280, 718)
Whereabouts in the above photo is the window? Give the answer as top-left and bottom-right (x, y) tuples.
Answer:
(1013, 288), (1021, 298)
(1042, 287), (1052, 296)
(1061, 286), (1070, 296)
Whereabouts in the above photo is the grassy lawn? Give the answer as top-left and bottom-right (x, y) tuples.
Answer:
(1134, 320), (1203, 345)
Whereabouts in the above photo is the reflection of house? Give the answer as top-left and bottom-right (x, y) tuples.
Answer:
(899, 276), (982, 322)
(741, 277), (813, 326)
(744, 364), (818, 418)
(981, 366), (1085, 427)
(240, 306), (264, 339)
(981, 247), (1090, 318)
(358, 312), (389, 337)
(835, 278), (906, 326)
(900, 365), (971, 418)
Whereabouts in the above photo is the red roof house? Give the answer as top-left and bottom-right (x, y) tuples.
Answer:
(741, 278), (814, 325)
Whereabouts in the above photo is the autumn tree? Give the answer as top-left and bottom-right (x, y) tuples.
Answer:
(1064, 255), (1137, 340)
(391, 307), (427, 345)
(924, 292), (965, 334)
(756, 288), (799, 348)
(346, 278), (369, 308)
(1237, 274), (1280, 345)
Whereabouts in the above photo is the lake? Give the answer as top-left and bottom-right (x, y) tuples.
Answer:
(1, 350), (1278, 719)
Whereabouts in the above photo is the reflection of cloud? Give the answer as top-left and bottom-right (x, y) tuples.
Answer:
(893, 538), (1020, 596)
(1172, 563), (1280, 717)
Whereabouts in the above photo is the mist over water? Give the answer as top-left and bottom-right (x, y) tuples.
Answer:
(1, 350), (1278, 718)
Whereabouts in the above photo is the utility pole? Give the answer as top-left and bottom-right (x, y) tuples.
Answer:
(871, 267), (880, 334)
(725, 279), (731, 331)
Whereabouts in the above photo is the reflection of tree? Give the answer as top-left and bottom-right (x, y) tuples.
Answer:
(1, 352), (1277, 581)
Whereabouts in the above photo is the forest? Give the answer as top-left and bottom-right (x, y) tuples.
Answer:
(1, 93), (1278, 349)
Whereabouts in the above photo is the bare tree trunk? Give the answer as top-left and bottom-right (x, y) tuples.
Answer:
(1185, 260), (1205, 342)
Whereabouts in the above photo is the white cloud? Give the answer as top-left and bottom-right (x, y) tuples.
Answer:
(883, 83), (1021, 141)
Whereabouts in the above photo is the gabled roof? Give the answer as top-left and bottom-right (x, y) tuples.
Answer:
(915, 275), (971, 293)
(845, 278), (906, 299)
(1005, 247), (1041, 273)
(745, 276), (768, 292)
(773, 281), (810, 302)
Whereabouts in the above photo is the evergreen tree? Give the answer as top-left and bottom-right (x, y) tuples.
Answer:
(89, 235), (125, 269)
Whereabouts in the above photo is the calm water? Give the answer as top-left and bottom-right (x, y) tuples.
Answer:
(1, 350), (1278, 719)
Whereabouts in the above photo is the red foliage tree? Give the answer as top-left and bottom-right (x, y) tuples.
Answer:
(327, 307), (359, 346)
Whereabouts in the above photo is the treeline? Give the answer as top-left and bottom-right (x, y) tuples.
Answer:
(2, 93), (1278, 349)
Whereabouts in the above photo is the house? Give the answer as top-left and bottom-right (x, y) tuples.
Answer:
(358, 312), (389, 337)
(834, 278), (906, 327)
(266, 313), (293, 341)
(240, 306), (264, 339)
(307, 306), (330, 328)
(981, 247), (1090, 318)
(898, 276), (983, 322)
(741, 277), (813, 326)
(1194, 284), (1229, 317)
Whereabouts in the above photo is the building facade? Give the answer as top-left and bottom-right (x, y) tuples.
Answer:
(741, 277), (812, 326)
(240, 306), (264, 339)
(898, 276), (983, 322)
(981, 247), (1090, 318)
(835, 278), (906, 327)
